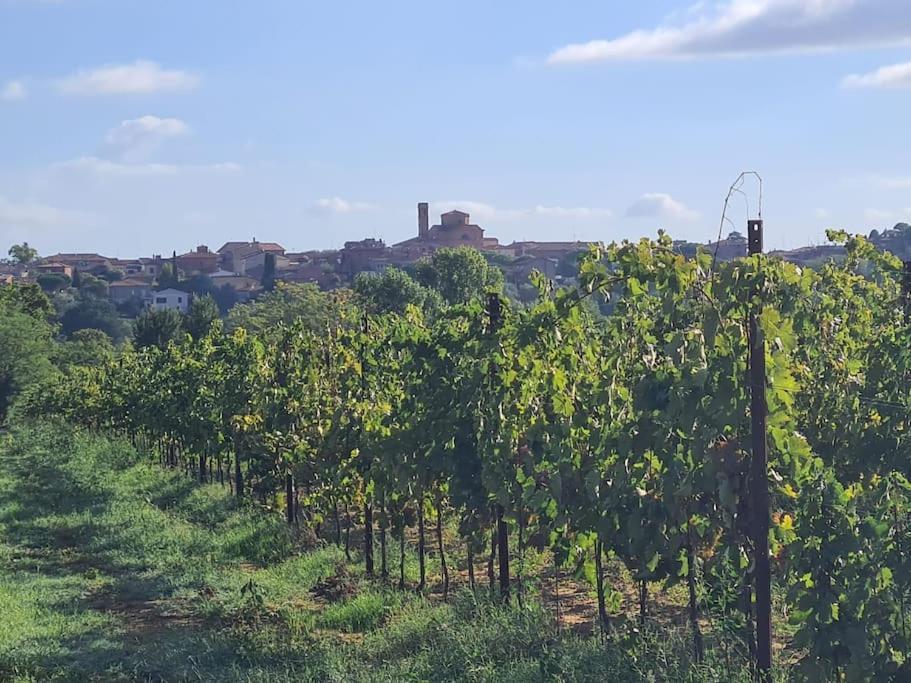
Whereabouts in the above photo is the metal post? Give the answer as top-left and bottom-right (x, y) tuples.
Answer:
(748, 219), (772, 680)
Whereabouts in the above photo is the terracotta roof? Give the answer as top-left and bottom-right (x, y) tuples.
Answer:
(217, 241), (285, 254)
(110, 279), (152, 287)
(43, 253), (110, 261)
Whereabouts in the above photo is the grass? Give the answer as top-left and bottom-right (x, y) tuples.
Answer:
(0, 422), (778, 682)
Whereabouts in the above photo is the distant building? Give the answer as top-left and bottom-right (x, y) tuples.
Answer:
(41, 253), (111, 273)
(770, 244), (845, 267)
(35, 262), (74, 279)
(392, 204), (496, 261)
(243, 250), (290, 277)
(110, 258), (145, 277)
(339, 238), (389, 277)
(217, 240), (285, 274)
(148, 288), (190, 313)
(281, 259), (342, 289)
(176, 245), (219, 274)
(673, 231), (748, 262)
(109, 279), (153, 304)
(138, 256), (165, 279)
(504, 255), (560, 285)
(505, 241), (593, 260)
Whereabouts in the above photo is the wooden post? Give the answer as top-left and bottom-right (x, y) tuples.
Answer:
(487, 293), (510, 603)
(748, 218), (772, 680)
(902, 261), (911, 323)
(285, 471), (294, 526)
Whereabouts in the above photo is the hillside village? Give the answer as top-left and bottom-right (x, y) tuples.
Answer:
(3, 202), (910, 317)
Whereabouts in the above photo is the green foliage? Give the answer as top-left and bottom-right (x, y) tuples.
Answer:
(23, 228), (911, 681)
(262, 252), (277, 292)
(36, 272), (71, 293)
(0, 282), (54, 319)
(414, 246), (504, 305)
(227, 282), (351, 337)
(59, 295), (128, 342)
(54, 329), (115, 372)
(157, 262), (180, 290)
(0, 307), (55, 422)
(76, 273), (109, 299)
(184, 294), (221, 341)
(0, 424), (769, 682)
(354, 267), (442, 315)
(132, 307), (185, 350)
(6, 242), (38, 265)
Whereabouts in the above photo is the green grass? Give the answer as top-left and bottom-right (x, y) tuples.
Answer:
(0, 422), (777, 682)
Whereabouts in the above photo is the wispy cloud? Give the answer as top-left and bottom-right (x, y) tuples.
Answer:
(626, 193), (698, 220)
(51, 157), (240, 177)
(313, 197), (375, 214)
(58, 60), (200, 95)
(547, 0), (911, 64)
(103, 116), (190, 162)
(843, 60), (911, 89)
(1, 80), (26, 101)
(869, 176), (911, 189)
(431, 200), (612, 222)
(864, 208), (911, 227)
(0, 196), (93, 229)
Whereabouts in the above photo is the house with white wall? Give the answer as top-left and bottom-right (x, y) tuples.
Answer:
(147, 288), (190, 314)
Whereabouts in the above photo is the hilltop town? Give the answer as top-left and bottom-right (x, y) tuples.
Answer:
(3, 202), (910, 317)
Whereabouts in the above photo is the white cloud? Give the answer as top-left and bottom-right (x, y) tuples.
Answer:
(1, 80), (26, 101)
(548, 0), (911, 64)
(313, 197), (375, 214)
(626, 193), (699, 220)
(431, 200), (612, 222)
(51, 157), (241, 177)
(878, 177), (911, 189)
(433, 200), (516, 220)
(0, 196), (92, 229)
(532, 205), (613, 219)
(843, 60), (911, 88)
(58, 60), (199, 95)
(104, 115), (190, 161)
(864, 208), (895, 223)
(814, 208), (830, 219)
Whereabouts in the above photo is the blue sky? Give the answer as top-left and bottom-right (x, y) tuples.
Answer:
(1, 0), (910, 256)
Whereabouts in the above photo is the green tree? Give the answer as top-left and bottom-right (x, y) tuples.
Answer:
(55, 328), (115, 372)
(227, 282), (351, 337)
(95, 267), (123, 283)
(0, 282), (54, 319)
(6, 242), (38, 266)
(0, 294), (55, 422)
(36, 272), (72, 293)
(413, 246), (504, 305)
(132, 308), (185, 350)
(353, 267), (441, 315)
(157, 263), (180, 290)
(184, 295), (220, 341)
(212, 283), (239, 314)
(77, 273), (109, 299)
(59, 296), (128, 342)
(262, 253), (277, 292)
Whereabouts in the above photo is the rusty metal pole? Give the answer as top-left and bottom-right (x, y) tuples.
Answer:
(748, 219), (772, 680)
